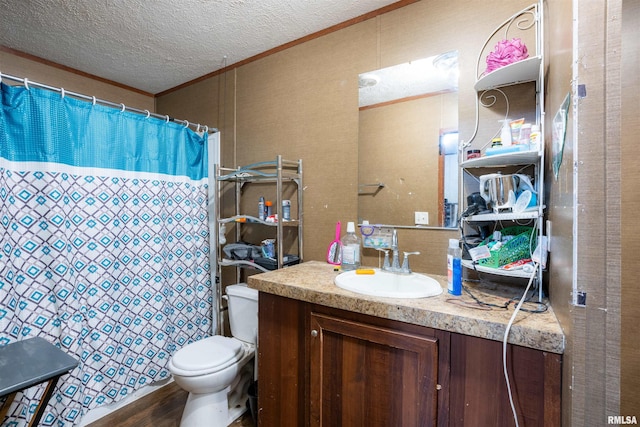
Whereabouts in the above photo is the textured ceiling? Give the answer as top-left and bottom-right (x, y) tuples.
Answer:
(0, 0), (400, 94)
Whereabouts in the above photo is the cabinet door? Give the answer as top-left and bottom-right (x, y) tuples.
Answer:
(257, 293), (308, 426)
(448, 333), (562, 426)
(310, 312), (439, 427)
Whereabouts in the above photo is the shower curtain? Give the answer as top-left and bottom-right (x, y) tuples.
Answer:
(0, 82), (214, 426)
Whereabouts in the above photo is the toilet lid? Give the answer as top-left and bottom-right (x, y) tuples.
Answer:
(170, 336), (244, 375)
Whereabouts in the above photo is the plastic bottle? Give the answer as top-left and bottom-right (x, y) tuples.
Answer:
(258, 196), (265, 220)
(340, 222), (361, 271)
(500, 120), (512, 146)
(447, 238), (462, 296)
(282, 200), (291, 221)
(529, 125), (541, 150)
(265, 200), (273, 217)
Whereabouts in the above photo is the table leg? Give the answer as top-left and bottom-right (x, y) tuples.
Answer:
(0, 391), (18, 421)
(27, 376), (60, 427)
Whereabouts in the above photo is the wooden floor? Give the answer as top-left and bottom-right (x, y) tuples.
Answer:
(85, 381), (255, 427)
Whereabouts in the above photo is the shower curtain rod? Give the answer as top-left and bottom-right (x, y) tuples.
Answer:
(0, 72), (218, 134)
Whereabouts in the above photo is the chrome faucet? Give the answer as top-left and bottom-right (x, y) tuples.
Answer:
(381, 229), (420, 274)
(390, 229), (400, 271)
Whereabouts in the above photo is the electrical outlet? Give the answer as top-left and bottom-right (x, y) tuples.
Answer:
(415, 211), (429, 225)
(576, 291), (587, 307)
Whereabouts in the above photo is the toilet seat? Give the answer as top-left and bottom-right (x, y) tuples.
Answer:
(169, 336), (245, 377)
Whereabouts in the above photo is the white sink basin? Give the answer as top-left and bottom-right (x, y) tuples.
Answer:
(334, 268), (443, 299)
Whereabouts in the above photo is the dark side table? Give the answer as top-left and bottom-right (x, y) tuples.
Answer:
(0, 337), (78, 426)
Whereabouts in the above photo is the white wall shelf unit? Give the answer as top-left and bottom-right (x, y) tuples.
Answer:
(460, 2), (545, 301)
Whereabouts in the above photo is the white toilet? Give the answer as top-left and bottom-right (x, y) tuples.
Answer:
(168, 283), (259, 427)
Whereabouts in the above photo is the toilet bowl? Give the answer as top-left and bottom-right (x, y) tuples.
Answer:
(168, 283), (258, 427)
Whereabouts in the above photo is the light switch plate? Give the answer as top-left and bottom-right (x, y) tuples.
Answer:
(415, 211), (429, 225)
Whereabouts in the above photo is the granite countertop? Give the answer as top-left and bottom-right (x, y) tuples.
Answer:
(247, 261), (564, 354)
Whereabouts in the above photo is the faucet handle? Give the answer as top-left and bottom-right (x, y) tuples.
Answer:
(401, 251), (421, 274)
(376, 248), (391, 270)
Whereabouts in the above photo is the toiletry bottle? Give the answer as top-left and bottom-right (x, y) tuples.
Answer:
(447, 238), (462, 295)
(258, 196), (265, 220)
(282, 200), (291, 221)
(500, 120), (512, 146)
(265, 200), (273, 217)
(520, 123), (532, 146)
(530, 125), (541, 150)
(341, 222), (361, 271)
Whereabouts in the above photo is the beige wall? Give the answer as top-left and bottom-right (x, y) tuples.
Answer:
(157, 0), (533, 275)
(0, 50), (154, 112)
(547, 0), (639, 421)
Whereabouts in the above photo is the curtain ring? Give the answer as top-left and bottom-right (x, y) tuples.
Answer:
(23, 78), (29, 90)
(92, 96), (97, 105)
(144, 110), (151, 118)
(196, 124), (201, 133)
(120, 103), (126, 112)
(60, 88), (65, 98)
(165, 115), (170, 123)
(204, 125), (208, 133)
(184, 120), (189, 128)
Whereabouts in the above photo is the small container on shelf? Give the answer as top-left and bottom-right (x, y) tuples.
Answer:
(529, 125), (541, 150)
(519, 123), (532, 146)
(466, 149), (481, 160)
(282, 200), (291, 221)
(258, 196), (265, 220)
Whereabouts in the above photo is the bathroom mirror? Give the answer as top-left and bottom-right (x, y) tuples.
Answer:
(358, 51), (459, 229)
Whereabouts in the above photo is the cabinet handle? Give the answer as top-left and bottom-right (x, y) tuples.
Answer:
(311, 329), (318, 337)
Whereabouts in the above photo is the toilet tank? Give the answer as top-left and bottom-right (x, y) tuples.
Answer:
(225, 283), (259, 344)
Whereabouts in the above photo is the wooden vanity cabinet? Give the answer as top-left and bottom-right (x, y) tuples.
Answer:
(309, 310), (447, 427)
(257, 292), (561, 427)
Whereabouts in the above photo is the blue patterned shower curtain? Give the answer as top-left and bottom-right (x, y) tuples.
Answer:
(0, 82), (214, 426)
